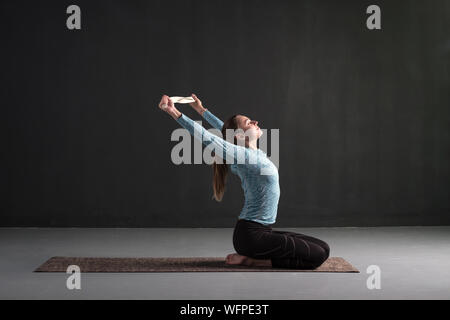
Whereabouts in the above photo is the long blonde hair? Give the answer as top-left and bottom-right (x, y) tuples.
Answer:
(212, 114), (239, 201)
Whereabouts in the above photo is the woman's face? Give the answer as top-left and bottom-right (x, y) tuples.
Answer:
(236, 115), (263, 141)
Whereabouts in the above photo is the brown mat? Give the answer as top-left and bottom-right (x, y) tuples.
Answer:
(35, 256), (359, 273)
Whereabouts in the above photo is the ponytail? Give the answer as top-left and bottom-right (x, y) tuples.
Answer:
(212, 162), (228, 202)
(211, 114), (239, 202)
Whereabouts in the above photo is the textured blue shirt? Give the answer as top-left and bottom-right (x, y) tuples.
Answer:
(175, 110), (280, 225)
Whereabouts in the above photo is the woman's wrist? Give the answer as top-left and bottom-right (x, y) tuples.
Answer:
(168, 108), (182, 120)
(197, 106), (207, 116)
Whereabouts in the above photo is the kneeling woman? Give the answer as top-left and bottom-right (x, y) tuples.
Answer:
(158, 94), (330, 269)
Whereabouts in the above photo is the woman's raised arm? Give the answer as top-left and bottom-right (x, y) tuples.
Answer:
(176, 112), (252, 165)
(159, 94), (256, 165)
(189, 94), (224, 131)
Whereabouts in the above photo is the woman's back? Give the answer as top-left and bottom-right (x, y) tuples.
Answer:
(231, 149), (280, 225)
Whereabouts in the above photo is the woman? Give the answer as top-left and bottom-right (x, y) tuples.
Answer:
(158, 94), (330, 269)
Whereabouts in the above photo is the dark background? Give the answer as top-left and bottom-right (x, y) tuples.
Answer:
(1, 0), (449, 227)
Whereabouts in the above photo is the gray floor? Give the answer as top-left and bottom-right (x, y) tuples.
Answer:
(0, 226), (449, 299)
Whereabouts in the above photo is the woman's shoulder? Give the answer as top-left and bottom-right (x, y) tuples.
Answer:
(230, 149), (267, 169)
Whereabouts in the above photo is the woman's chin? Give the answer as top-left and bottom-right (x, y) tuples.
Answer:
(257, 130), (264, 139)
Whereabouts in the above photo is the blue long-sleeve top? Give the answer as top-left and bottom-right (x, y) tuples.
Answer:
(175, 109), (280, 225)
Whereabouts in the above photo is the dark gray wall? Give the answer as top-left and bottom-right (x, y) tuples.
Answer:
(1, 0), (449, 227)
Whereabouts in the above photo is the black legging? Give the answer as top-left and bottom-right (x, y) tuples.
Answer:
(233, 219), (330, 269)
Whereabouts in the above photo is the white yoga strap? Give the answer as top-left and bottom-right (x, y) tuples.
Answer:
(161, 96), (195, 110)
(170, 96), (195, 104)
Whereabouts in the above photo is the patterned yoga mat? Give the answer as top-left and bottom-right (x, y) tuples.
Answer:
(35, 256), (359, 273)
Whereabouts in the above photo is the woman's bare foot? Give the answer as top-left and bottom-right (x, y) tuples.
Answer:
(225, 253), (272, 267)
(225, 253), (251, 266)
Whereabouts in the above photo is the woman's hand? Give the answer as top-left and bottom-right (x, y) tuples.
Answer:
(159, 95), (182, 120)
(189, 93), (207, 116)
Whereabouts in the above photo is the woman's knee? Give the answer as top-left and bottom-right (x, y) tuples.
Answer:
(312, 237), (330, 261)
(321, 241), (330, 259)
(309, 245), (329, 268)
